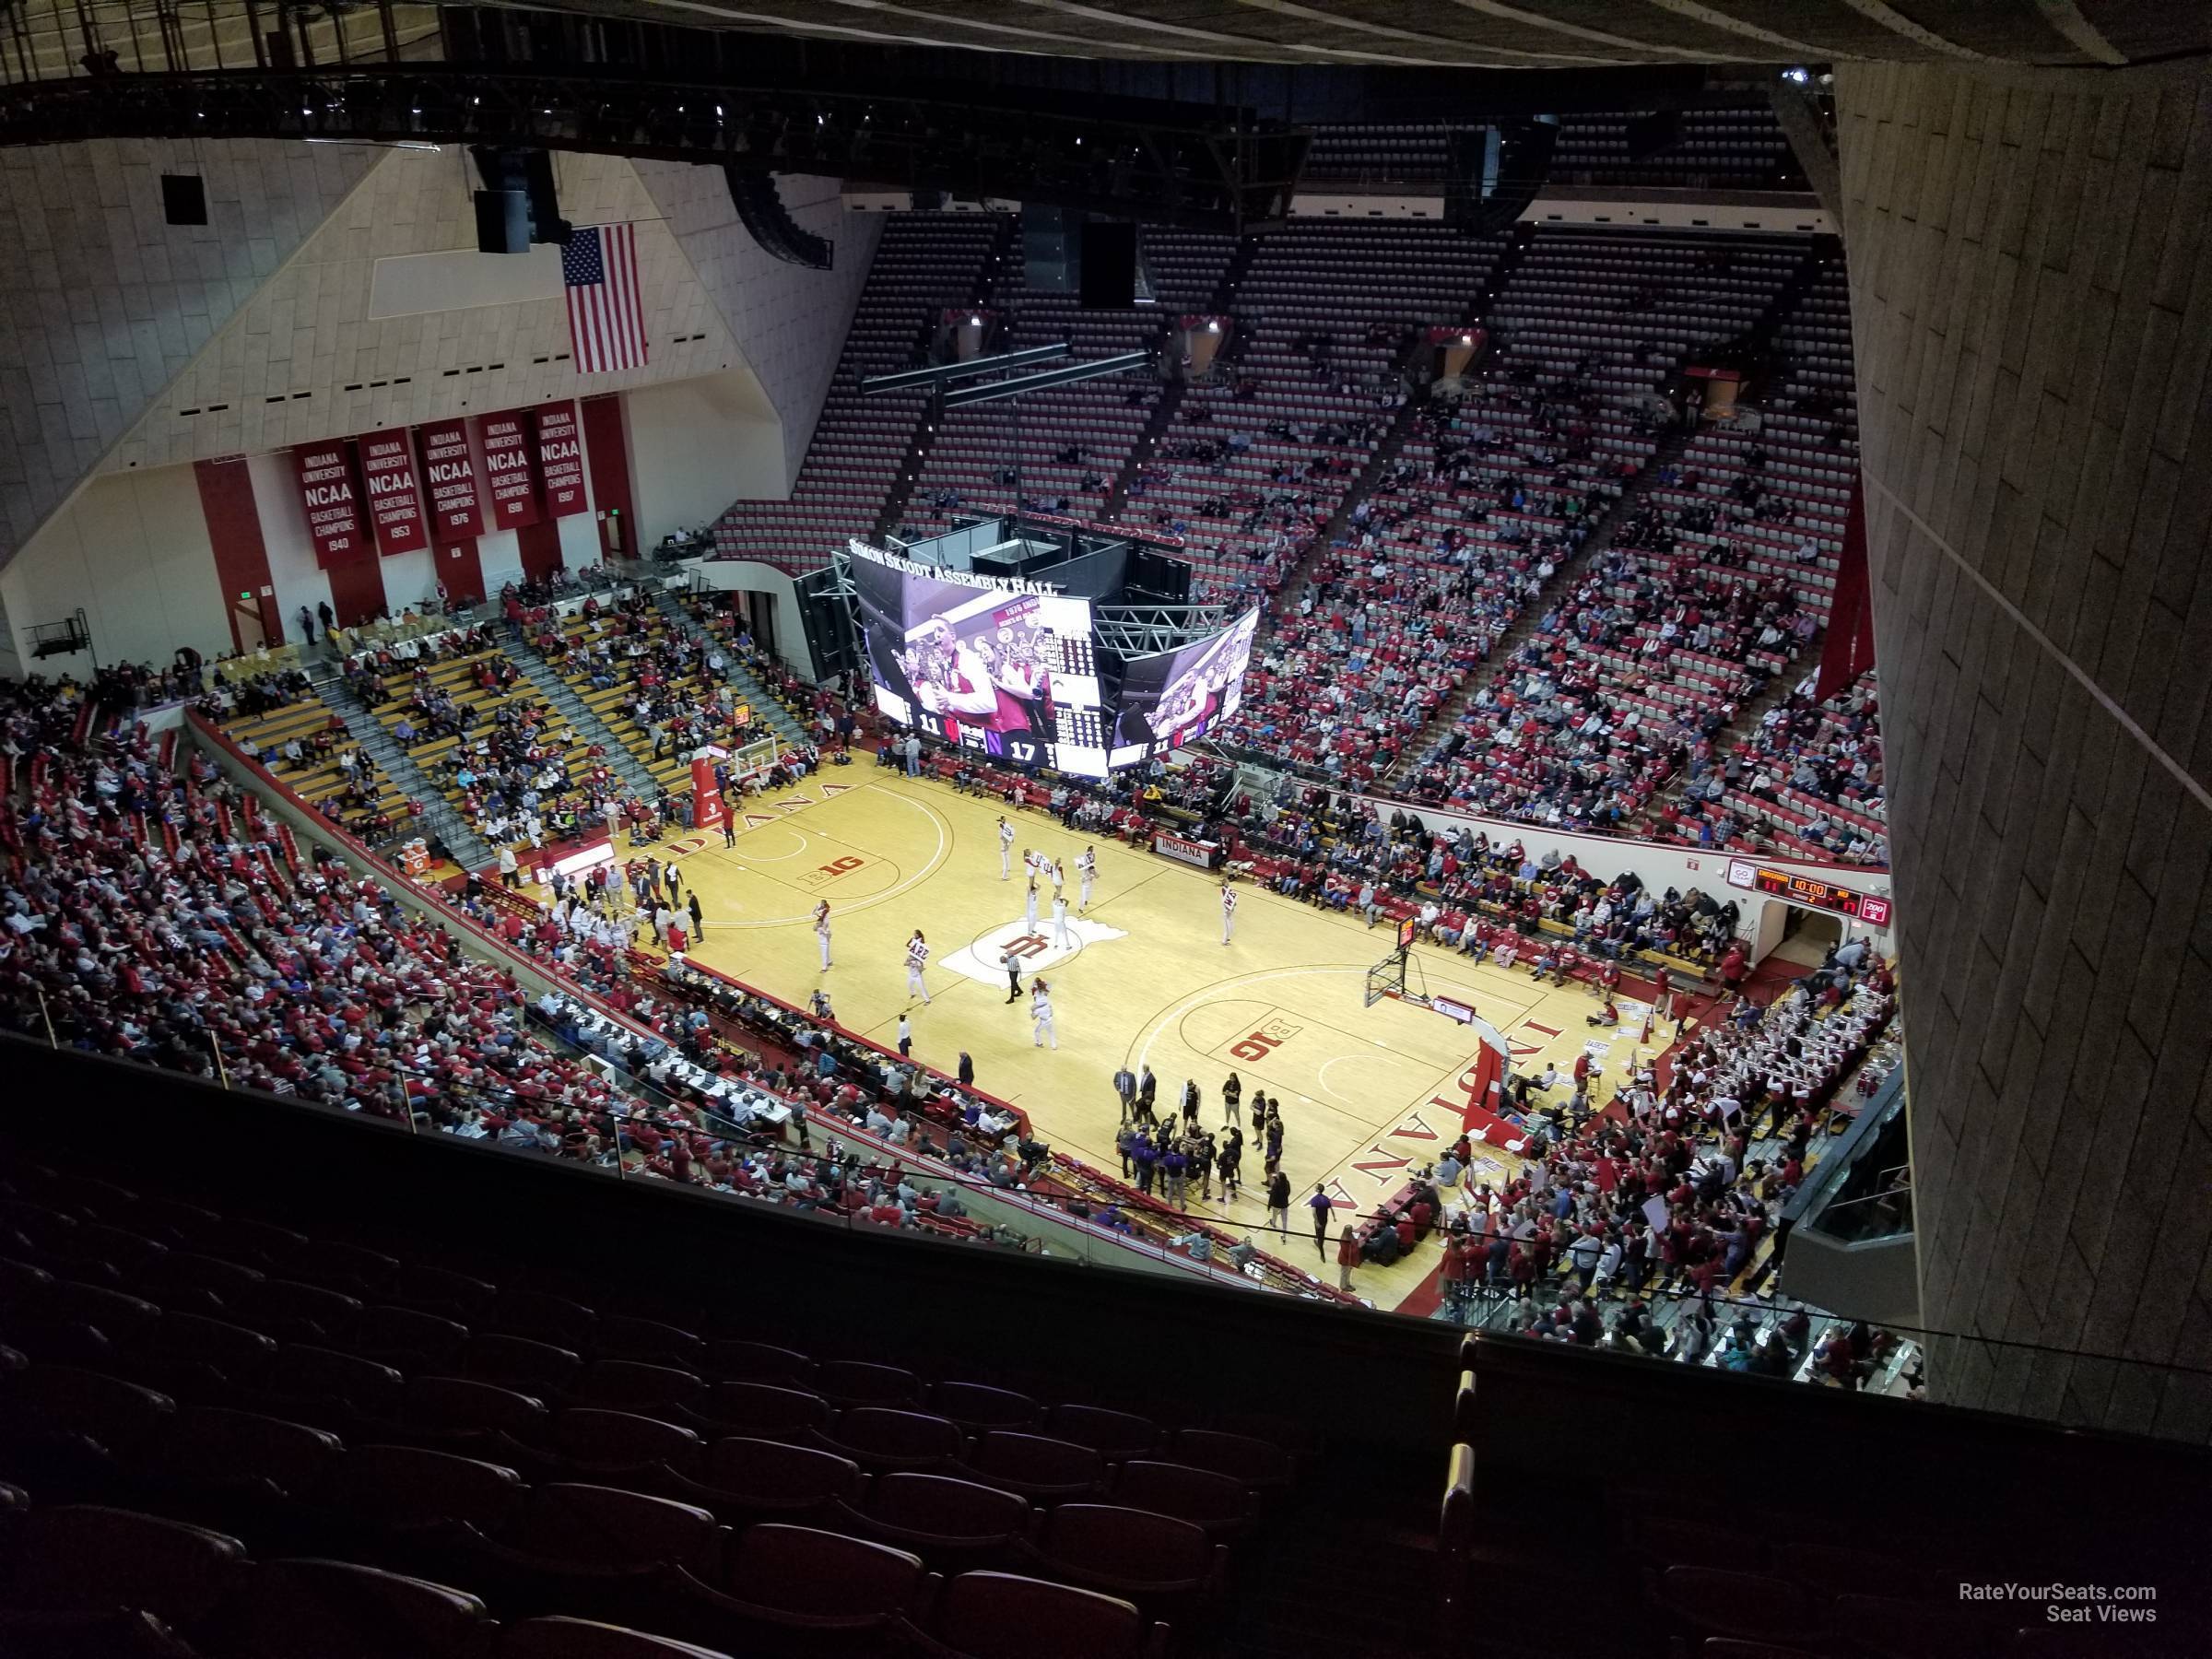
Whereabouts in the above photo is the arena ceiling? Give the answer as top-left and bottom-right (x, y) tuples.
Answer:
(537, 0), (2200, 70)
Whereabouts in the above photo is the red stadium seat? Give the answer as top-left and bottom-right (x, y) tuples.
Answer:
(815, 1359), (921, 1407)
(663, 1521), (935, 1651)
(464, 1333), (583, 1397)
(147, 1405), (344, 1506)
(236, 1277), (363, 1347)
(352, 1304), (469, 1372)
(499, 1615), (741, 1659)
(651, 1435), (863, 1525)
(834, 1471), (1031, 1571)
(1107, 1460), (1256, 1535)
(209, 1557), (488, 1659)
(1164, 1429), (1291, 1491)
(491, 1290), (597, 1347)
(931, 1381), (1042, 1432)
(925, 1570), (1168, 1659)
(678, 1381), (834, 1439)
(1018, 1502), (1227, 1606)
(550, 1407), (704, 1479)
(255, 1343), (406, 1424)
(0, 1504), (246, 1630)
(314, 1441), (527, 1535)
(703, 1340), (816, 1386)
(816, 1406), (966, 1471)
(959, 1431), (1108, 1500)
(391, 1265), (500, 1320)
(1652, 1567), (1823, 1650)
(594, 1316), (706, 1370)
(1046, 1405), (1160, 1458)
(577, 1359), (707, 1415)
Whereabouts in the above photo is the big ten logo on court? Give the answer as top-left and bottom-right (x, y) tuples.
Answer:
(1228, 1017), (1303, 1063)
(795, 854), (868, 890)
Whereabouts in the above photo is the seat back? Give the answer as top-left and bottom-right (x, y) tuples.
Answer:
(932, 1381), (1041, 1431)
(1110, 1461), (1253, 1531)
(509, 1484), (718, 1572)
(688, 1382), (831, 1433)
(935, 1571), (1151, 1659)
(406, 1374), (549, 1436)
(216, 1557), (487, 1659)
(593, 1318), (705, 1370)
(966, 1430), (1104, 1491)
(815, 1360), (919, 1406)
(867, 1472), (1030, 1541)
(463, 1333), (582, 1394)
(1038, 1503), (1214, 1590)
(268, 1344), (405, 1415)
(703, 1339), (814, 1385)
(1657, 1568), (1818, 1647)
(579, 1360), (706, 1413)
(704, 1436), (862, 1505)
(830, 1407), (964, 1465)
(1046, 1405), (1159, 1457)
(500, 1615), (740, 1658)
(321, 1442), (525, 1531)
(553, 1407), (701, 1471)
(0, 1504), (246, 1624)
(9, 1363), (176, 1452)
(728, 1523), (926, 1618)
(159, 1406), (344, 1495)
(1167, 1428), (1290, 1488)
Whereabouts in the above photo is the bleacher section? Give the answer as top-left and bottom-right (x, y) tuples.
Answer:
(896, 231), (1240, 540)
(712, 214), (1004, 571)
(218, 694), (414, 845)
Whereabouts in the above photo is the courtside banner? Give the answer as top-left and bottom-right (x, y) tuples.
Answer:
(477, 411), (542, 530)
(415, 418), (485, 540)
(293, 441), (366, 567)
(359, 427), (429, 557)
(1152, 829), (1219, 870)
(533, 400), (589, 517)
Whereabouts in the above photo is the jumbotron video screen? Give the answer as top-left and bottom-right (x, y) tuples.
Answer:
(852, 542), (1108, 777)
(1108, 606), (1260, 769)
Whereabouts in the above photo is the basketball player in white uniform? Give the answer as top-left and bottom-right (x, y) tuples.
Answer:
(1024, 877), (1040, 933)
(1051, 889), (1074, 949)
(998, 818), (1016, 879)
(1220, 884), (1238, 945)
(813, 900), (833, 971)
(1077, 846), (1096, 912)
(1030, 980), (1057, 1049)
(904, 930), (932, 1004)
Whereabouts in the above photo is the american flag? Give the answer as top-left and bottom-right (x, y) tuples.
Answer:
(562, 223), (647, 374)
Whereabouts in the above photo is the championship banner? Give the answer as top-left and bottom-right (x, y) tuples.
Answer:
(690, 756), (727, 833)
(477, 411), (542, 530)
(532, 400), (589, 517)
(415, 418), (485, 540)
(292, 441), (366, 567)
(358, 427), (429, 557)
(1151, 829), (1218, 870)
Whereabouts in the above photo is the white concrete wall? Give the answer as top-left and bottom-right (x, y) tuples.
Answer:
(0, 464), (229, 668)
(625, 371), (783, 546)
(688, 557), (812, 676)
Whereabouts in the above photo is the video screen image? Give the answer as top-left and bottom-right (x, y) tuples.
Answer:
(1108, 606), (1260, 769)
(854, 550), (1105, 777)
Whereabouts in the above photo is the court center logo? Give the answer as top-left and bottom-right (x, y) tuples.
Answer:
(940, 915), (1126, 986)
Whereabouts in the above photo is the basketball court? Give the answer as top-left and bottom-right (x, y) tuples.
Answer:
(637, 770), (1665, 1308)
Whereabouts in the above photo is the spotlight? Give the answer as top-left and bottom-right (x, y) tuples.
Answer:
(1206, 320), (1219, 333)
(1782, 66), (1812, 84)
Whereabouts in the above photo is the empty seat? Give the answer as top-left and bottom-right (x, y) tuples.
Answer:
(491, 1290), (597, 1347)
(1108, 1461), (1255, 1535)
(961, 1431), (1107, 1500)
(257, 1343), (406, 1423)
(818, 1406), (965, 1471)
(450, 1482), (721, 1618)
(236, 1277), (362, 1345)
(0, 1504), (246, 1630)
(465, 1333), (583, 1397)
(927, 1570), (1167, 1659)
(837, 1471), (1030, 1571)
(149, 1405), (344, 1506)
(815, 1360), (920, 1406)
(578, 1359), (706, 1414)
(932, 1382), (1041, 1432)
(1021, 1503), (1225, 1606)
(353, 1305), (468, 1371)
(499, 1616), (741, 1658)
(209, 1557), (488, 1659)
(1046, 1406), (1160, 1458)
(399, 1374), (551, 1447)
(679, 1381), (833, 1438)
(703, 1340), (815, 1385)
(1654, 1567), (1823, 1650)
(1164, 1429), (1291, 1491)
(551, 1407), (703, 1478)
(653, 1435), (863, 1525)
(391, 1265), (499, 1320)
(663, 1522), (934, 1650)
(315, 1441), (526, 1534)
(594, 1316), (705, 1369)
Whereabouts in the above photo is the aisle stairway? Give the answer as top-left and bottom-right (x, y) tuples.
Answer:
(648, 586), (813, 747)
(500, 626), (663, 800)
(309, 664), (494, 870)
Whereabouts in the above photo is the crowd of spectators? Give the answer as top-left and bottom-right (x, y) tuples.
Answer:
(1656, 669), (1887, 864)
(1430, 940), (1898, 1376)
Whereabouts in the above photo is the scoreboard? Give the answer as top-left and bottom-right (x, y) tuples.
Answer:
(1725, 859), (1892, 927)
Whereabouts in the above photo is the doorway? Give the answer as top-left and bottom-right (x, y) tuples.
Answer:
(1774, 905), (1843, 968)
